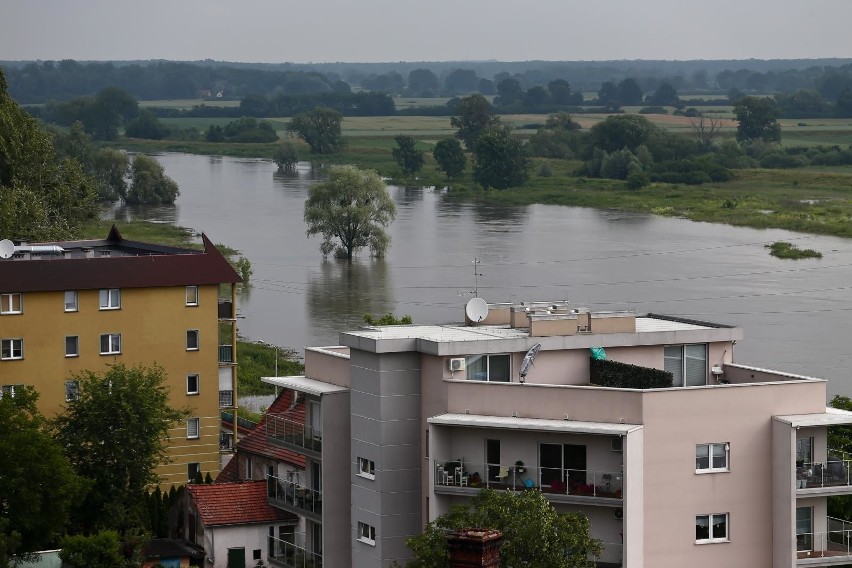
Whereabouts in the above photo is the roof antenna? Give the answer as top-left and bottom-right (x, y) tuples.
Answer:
(457, 258), (483, 298)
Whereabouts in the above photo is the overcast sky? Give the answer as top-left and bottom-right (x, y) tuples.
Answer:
(2, 0), (850, 63)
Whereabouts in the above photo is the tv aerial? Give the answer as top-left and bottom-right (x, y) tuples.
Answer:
(519, 343), (542, 383)
(0, 239), (14, 259)
(465, 297), (489, 324)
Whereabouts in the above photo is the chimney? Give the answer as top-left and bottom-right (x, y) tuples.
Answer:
(447, 528), (502, 568)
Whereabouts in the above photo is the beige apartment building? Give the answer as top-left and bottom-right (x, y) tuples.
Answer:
(261, 300), (852, 568)
(0, 227), (240, 485)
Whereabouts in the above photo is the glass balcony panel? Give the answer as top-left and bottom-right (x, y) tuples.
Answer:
(266, 414), (322, 453)
(267, 475), (323, 516)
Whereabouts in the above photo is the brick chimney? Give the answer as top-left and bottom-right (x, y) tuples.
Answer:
(447, 528), (502, 568)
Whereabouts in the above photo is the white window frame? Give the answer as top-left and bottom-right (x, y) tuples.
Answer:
(186, 330), (199, 351)
(465, 353), (511, 382)
(696, 513), (729, 543)
(99, 288), (121, 310)
(696, 443), (729, 473)
(65, 335), (79, 358)
(187, 417), (200, 439)
(1, 384), (24, 398)
(1, 338), (24, 360)
(0, 293), (23, 314)
(186, 373), (200, 395)
(358, 457), (376, 479)
(664, 344), (707, 387)
(99, 333), (121, 355)
(357, 522), (376, 546)
(65, 380), (79, 402)
(186, 285), (199, 306)
(64, 290), (78, 312)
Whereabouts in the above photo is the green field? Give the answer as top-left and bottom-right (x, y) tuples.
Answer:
(139, 98), (240, 109)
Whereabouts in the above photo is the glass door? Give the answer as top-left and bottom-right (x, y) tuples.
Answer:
(486, 439), (501, 483)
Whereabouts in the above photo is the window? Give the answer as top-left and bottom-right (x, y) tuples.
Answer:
(466, 353), (511, 382)
(65, 380), (79, 402)
(187, 374), (199, 395)
(358, 457), (376, 479)
(64, 290), (78, 312)
(664, 344), (707, 387)
(65, 336), (79, 357)
(696, 513), (728, 543)
(247, 458), (253, 479)
(99, 288), (120, 310)
(99, 333), (121, 355)
(186, 286), (199, 306)
(1, 384), (24, 398)
(0, 293), (22, 314)
(187, 417), (200, 439)
(1, 338), (23, 360)
(797, 507), (813, 551)
(188, 462), (200, 482)
(797, 437), (814, 464)
(357, 522), (376, 545)
(696, 443), (729, 472)
(186, 330), (199, 351)
(253, 550), (261, 561)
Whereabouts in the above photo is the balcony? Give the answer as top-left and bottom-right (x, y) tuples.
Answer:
(219, 389), (234, 408)
(218, 300), (233, 319)
(797, 458), (852, 494)
(268, 475), (322, 521)
(218, 344), (233, 364)
(219, 430), (234, 452)
(268, 535), (322, 568)
(798, 517), (852, 564)
(433, 459), (623, 503)
(266, 414), (321, 458)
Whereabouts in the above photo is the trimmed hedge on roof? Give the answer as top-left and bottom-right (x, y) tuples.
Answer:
(590, 357), (673, 389)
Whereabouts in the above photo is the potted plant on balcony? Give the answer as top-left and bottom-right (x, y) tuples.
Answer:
(515, 460), (526, 474)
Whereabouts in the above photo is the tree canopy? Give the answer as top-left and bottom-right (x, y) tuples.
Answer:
(392, 135), (425, 174)
(473, 125), (530, 190)
(432, 138), (467, 179)
(272, 140), (300, 172)
(287, 107), (344, 154)
(402, 488), (602, 568)
(303, 165), (397, 259)
(127, 154), (180, 205)
(734, 96), (782, 142)
(450, 94), (500, 150)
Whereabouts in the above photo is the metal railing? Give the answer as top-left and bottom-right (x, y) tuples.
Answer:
(268, 475), (322, 516)
(797, 459), (852, 489)
(433, 460), (623, 499)
(219, 389), (234, 408)
(266, 414), (322, 453)
(268, 535), (322, 568)
(218, 344), (233, 363)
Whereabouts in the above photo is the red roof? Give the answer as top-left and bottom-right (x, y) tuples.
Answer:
(187, 481), (296, 527)
(215, 455), (239, 483)
(236, 389), (306, 469)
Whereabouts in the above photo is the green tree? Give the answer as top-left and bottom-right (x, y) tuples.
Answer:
(472, 125), (529, 190)
(495, 78), (523, 107)
(432, 138), (466, 179)
(83, 87), (139, 141)
(403, 489), (601, 568)
(588, 114), (659, 153)
(127, 154), (180, 205)
(650, 83), (679, 106)
(92, 148), (129, 201)
(0, 387), (84, 566)
(124, 109), (168, 140)
(733, 96), (781, 143)
(272, 140), (300, 172)
(617, 78), (643, 106)
(53, 364), (189, 533)
(0, 68), (98, 241)
(304, 165), (397, 259)
(392, 135), (425, 174)
(286, 107), (344, 154)
(597, 81), (620, 108)
(450, 94), (500, 150)
(529, 112), (581, 159)
(59, 531), (123, 568)
(407, 69), (440, 96)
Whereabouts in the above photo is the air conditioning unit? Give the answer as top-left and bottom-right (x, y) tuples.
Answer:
(448, 358), (466, 372)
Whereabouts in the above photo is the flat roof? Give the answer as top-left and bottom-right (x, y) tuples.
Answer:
(262, 375), (348, 396)
(428, 413), (642, 435)
(774, 407), (852, 428)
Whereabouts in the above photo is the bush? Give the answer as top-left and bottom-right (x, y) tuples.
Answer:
(538, 163), (553, 177)
(759, 151), (808, 169)
(590, 358), (673, 389)
(626, 169), (650, 189)
(639, 106), (668, 114)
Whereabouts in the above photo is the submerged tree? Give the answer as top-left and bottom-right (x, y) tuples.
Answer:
(127, 154), (179, 205)
(303, 165), (396, 259)
(272, 140), (300, 172)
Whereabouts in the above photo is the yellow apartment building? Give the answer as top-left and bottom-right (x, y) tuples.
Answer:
(0, 226), (240, 486)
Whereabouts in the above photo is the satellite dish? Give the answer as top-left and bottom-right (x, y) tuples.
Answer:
(0, 239), (14, 259)
(519, 343), (542, 383)
(465, 297), (489, 323)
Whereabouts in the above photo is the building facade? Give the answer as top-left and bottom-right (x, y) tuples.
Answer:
(0, 227), (240, 485)
(262, 301), (852, 568)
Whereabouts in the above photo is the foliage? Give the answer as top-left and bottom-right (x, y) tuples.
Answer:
(392, 135), (425, 174)
(0, 387), (83, 564)
(618, 78), (643, 106)
(590, 358), (673, 389)
(125, 109), (169, 140)
(53, 364), (190, 534)
(218, 117), (278, 143)
(363, 313), (413, 325)
(588, 114), (659, 153)
(764, 241), (822, 259)
(402, 488), (601, 568)
(0, 68), (99, 241)
(234, 256), (253, 284)
(689, 115), (724, 152)
(407, 69), (440, 97)
(287, 107), (344, 154)
(626, 169), (651, 189)
(600, 148), (640, 180)
(236, 340), (304, 396)
(59, 531), (124, 568)
(450, 94), (500, 150)
(127, 154), (180, 205)
(304, 165), (397, 258)
(734, 96), (782, 143)
(432, 138), (466, 179)
(528, 112), (582, 159)
(472, 125), (529, 190)
(272, 141), (300, 172)
(649, 83), (679, 106)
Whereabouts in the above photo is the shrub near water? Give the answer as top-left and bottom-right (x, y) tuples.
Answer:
(765, 241), (823, 259)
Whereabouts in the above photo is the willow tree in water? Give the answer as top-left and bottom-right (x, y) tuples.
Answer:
(303, 165), (397, 259)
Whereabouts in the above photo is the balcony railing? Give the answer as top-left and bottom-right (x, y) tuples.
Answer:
(218, 344), (233, 363)
(219, 389), (234, 408)
(266, 414), (322, 454)
(219, 431), (234, 452)
(797, 517), (852, 560)
(268, 535), (322, 568)
(433, 460), (623, 499)
(797, 459), (852, 490)
(268, 475), (322, 517)
(218, 300), (233, 319)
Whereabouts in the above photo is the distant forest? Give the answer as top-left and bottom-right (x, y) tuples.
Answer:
(4, 58), (852, 104)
